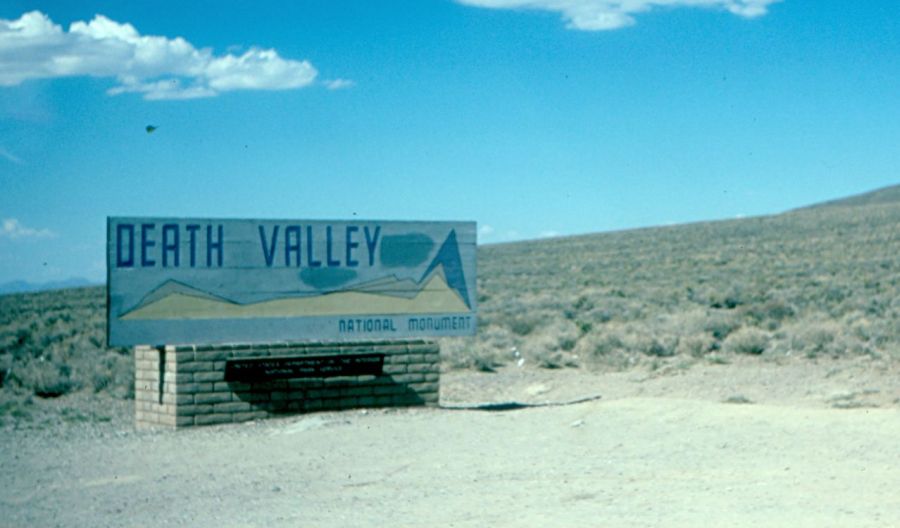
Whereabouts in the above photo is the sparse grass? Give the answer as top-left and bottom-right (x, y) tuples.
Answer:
(448, 198), (900, 372)
(0, 286), (133, 400)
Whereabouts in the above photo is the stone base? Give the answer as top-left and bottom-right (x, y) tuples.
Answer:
(134, 340), (439, 429)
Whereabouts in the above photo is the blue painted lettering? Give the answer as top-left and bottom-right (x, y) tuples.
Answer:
(365, 226), (381, 266)
(116, 224), (134, 268)
(162, 224), (179, 267)
(285, 226), (301, 267)
(326, 226), (340, 267)
(207, 225), (223, 267)
(346, 226), (359, 267)
(141, 223), (156, 267)
(259, 225), (278, 267)
(186, 224), (200, 267)
(306, 225), (322, 267)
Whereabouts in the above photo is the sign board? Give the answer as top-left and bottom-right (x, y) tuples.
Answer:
(107, 218), (476, 346)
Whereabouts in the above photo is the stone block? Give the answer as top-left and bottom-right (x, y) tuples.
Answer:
(135, 410), (158, 424)
(135, 370), (160, 382)
(407, 363), (436, 374)
(193, 371), (225, 382)
(385, 354), (411, 365)
(378, 344), (409, 355)
(213, 401), (252, 413)
(159, 414), (194, 427)
(135, 391), (163, 404)
(233, 391), (270, 402)
(393, 393), (425, 406)
(167, 349), (195, 362)
(338, 397), (359, 408)
(135, 380), (157, 393)
(392, 373), (425, 384)
(172, 382), (214, 394)
(194, 392), (232, 404)
(195, 413), (233, 426)
(346, 386), (373, 397)
(374, 395), (394, 406)
(195, 350), (229, 361)
(232, 411), (268, 423)
(163, 372), (193, 383)
(161, 392), (193, 405)
(409, 382), (439, 394)
(373, 385), (403, 396)
(173, 361), (215, 373)
(418, 342), (440, 354)
(135, 359), (157, 372)
(382, 364), (407, 375)
(303, 399), (323, 411)
(288, 379), (322, 389)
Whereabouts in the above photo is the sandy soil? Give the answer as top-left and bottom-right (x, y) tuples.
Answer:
(2, 356), (899, 527)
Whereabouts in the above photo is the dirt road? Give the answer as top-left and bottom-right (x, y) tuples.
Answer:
(2, 359), (899, 527)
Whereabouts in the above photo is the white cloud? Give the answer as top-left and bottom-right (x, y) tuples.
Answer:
(0, 11), (322, 100)
(1, 218), (55, 239)
(456, 0), (780, 31)
(478, 224), (496, 239)
(324, 78), (354, 90)
(538, 230), (560, 238)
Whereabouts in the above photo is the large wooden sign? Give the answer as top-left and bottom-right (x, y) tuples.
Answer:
(107, 218), (476, 346)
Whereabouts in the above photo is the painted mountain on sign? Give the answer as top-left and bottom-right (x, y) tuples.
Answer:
(120, 266), (468, 320)
(118, 231), (473, 320)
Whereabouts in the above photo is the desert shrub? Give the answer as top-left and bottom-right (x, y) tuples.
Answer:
(708, 285), (746, 310)
(676, 334), (716, 357)
(440, 338), (504, 372)
(723, 327), (769, 355)
(540, 319), (580, 351)
(9, 360), (80, 398)
(520, 336), (571, 369)
(622, 332), (678, 357)
(574, 330), (623, 359)
(786, 320), (860, 358)
(572, 328), (640, 370)
(509, 317), (538, 336)
(518, 319), (581, 369)
(440, 325), (515, 372)
(741, 298), (795, 326)
(704, 312), (740, 340)
(849, 315), (877, 343)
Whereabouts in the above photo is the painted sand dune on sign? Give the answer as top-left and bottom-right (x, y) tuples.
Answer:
(119, 267), (469, 320)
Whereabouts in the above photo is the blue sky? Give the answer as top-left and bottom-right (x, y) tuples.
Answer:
(1, 0), (898, 284)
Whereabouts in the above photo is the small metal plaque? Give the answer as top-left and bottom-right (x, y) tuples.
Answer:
(224, 354), (385, 382)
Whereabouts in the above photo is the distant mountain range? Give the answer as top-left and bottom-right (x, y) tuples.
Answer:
(0, 278), (99, 295)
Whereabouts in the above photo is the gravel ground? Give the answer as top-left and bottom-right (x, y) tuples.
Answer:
(1, 357), (899, 527)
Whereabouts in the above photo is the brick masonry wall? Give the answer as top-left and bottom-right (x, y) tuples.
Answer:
(134, 340), (440, 429)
